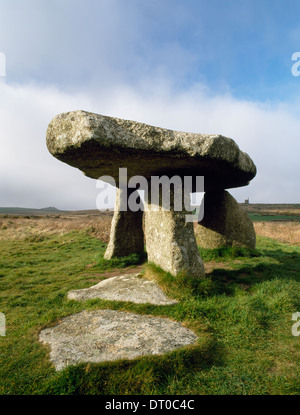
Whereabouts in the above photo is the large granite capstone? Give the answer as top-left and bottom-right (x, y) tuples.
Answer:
(46, 111), (256, 191)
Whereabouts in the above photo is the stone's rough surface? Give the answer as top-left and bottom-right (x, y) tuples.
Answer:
(195, 190), (256, 249)
(67, 273), (178, 305)
(145, 210), (205, 278)
(39, 310), (198, 371)
(144, 187), (205, 278)
(46, 110), (256, 191)
(104, 188), (144, 259)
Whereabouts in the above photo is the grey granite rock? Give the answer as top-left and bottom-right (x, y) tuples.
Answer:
(67, 273), (178, 305)
(39, 310), (198, 371)
(104, 188), (144, 259)
(144, 187), (205, 278)
(195, 190), (256, 249)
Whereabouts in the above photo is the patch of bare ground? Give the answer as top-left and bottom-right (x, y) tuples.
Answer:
(204, 261), (235, 274)
(0, 213), (112, 243)
(81, 265), (145, 283)
(254, 221), (300, 245)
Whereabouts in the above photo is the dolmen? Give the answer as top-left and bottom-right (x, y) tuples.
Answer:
(46, 111), (256, 278)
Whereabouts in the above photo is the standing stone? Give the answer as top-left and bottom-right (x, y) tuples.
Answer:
(195, 190), (256, 249)
(144, 184), (205, 278)
(104, 188), (144, 259)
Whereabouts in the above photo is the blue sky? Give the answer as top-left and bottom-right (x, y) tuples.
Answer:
(3, 0), (300, 100)
(0, 0), (300, 208)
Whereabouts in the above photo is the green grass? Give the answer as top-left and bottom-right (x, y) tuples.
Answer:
(198, 246), (261, 261)
(0, 231), (299, 395)
(97, 251), (147, 269)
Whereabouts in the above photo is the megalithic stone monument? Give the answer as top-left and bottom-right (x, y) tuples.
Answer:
(46, 110), (256, 278)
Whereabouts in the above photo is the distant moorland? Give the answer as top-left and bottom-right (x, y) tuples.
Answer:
(1, 203), (300, 219)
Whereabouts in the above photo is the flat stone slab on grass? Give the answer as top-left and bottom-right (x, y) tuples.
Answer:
(67, 273), (178, 305)
(39, 310), (198, 371)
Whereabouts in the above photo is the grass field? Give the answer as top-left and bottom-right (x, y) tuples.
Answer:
(0, 211), (299, 395)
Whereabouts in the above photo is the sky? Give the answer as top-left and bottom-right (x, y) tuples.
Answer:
(0, 0), (300, 210)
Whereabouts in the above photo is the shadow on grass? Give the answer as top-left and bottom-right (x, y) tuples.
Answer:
(199, 246), (261, 262)
(207, 246), (300, 296)
(96, 251), (148, 270)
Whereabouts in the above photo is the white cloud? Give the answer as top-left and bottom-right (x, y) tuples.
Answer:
(0, 0), (155, 89)
(0, 75), (299, 209)
(106, 83), (300, 204)
(0, 80), (100, 209)
(0, 0), (299, 210)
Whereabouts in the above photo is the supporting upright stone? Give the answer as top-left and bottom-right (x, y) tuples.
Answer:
(104, 188), (144, 259)
(195, 190), (256, 249)
(144, 185), (205, 278)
